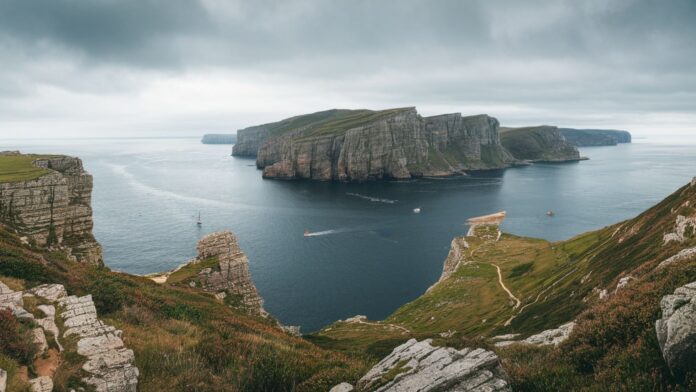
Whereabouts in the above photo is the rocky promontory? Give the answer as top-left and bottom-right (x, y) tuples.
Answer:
(0, 152), (102, 264)
(500, 125), (584, 162)
(237, 107), (515, 181)
(559, 128), (632, 146)
(201, 133), (236, 144)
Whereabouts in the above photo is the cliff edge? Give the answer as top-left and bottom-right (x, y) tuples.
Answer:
(500, 126), (584, 162)
(0, 152), (102, 265)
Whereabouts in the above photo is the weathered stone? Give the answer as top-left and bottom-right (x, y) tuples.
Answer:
(659, 246), (696, 269)
(663, 215), (696, 244)
(29, 376), (53, 392)
(357, 339), (511, 392)
(501, 126), (583, 162)
(0, 368), (6, 392)
(194, 231), (267, 316)
(655, 281), (696, 376)
(30, 284), (67, 301)
(494, 322), (575, 348)
(32, 328), (48, 355)
(0, 155), (102, 264)
(329, 382), (354, 392)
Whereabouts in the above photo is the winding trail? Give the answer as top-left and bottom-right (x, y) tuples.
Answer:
(492, 264), (521, 309)
(348, 318), (411, 334)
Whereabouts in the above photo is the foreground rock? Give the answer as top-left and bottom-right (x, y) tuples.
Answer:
(0, 281), (139, 392)
(192, 231), (267, 316)
(656, 281), (696, 377)
(353, 338), (511, 391)
(0, 153), (102, 264)
(494, 322), (575, 347)
(500, 126), (584, 162)
(236, 107), (515, 181)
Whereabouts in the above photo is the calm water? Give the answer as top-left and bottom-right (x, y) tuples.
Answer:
(2, 138), (696, 332)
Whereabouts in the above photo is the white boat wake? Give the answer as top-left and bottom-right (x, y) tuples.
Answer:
(346, 192), (398, 204)
(304, 228), (352, 237)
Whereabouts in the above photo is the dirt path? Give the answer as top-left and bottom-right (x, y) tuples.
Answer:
(350, 319), (411, 334)
(492, 264), (521, 309)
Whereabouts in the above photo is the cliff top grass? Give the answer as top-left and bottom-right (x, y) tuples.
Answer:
(0, 154), (54, 183)
(252, 107), (415, 140)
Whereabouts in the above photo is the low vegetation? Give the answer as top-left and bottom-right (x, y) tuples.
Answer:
(0, 154), (51, 183)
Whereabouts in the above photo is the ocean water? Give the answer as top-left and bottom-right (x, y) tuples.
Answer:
(2, 138), (696, 332)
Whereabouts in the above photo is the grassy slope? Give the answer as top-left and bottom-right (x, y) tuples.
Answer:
(0, 228), (367, 391)
(0, 155), (52, 183)
(311, 180), (696, 390)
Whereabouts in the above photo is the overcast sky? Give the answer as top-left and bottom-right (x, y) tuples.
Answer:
(0, 0), (694, 139)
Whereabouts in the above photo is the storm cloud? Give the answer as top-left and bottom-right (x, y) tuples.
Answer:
(0, 0), (695, 138)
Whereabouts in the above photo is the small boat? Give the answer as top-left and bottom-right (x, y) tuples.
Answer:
(303, 229), (311, 237)
(546, 210), (555, 217)
(413, 208), (421, 214)
(196, 212), (202, 226)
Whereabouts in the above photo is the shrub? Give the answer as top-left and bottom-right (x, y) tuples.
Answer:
(0, 308), (38, 365)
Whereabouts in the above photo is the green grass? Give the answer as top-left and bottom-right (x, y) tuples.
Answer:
(0, 154), (52, 183)
(166, 257), (219, 285)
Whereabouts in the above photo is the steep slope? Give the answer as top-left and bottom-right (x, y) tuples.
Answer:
(312, 177), (696, 390)
(559, 128), (632, 146)
(0, 152), (102, 264)
(250, 107), (514, 181)
(0, 226), (367, 391)
(500, 126), (583, 162)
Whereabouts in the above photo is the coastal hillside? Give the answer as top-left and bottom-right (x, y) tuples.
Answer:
(0, 153), (367, 391)
(500, 126), (583, 162)
(236, 107), (516, 181)
(559, 128), (632, 147)
(313, 177), (696, 390)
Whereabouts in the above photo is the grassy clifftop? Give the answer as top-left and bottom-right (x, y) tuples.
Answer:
(311, 178), (696, 390)
(0, 154), (53, 183)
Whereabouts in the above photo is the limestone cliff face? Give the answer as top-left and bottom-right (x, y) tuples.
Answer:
(500, 126), (583, 162)
(195, 231), (267, 316)
(0, 155), (102, 265)
(232, 125), (271, 157)
(255, 108), (514, 181)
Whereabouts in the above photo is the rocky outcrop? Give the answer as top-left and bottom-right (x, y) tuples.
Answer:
(0, 281), (139, 392)
(0, 368), (6, 392)
(655, 281), (696, 377)
(349, 338), (511, 391)
(500, 126), (584, 162)
(494, 322), (575, 347)
(251, 107), (514, 181)
(201, 134), (236, 144)
(233, 125), (272, 157)
(0, 154), (102, 264)
(193, 231), (267, 316)
(559, 128), (632, 146)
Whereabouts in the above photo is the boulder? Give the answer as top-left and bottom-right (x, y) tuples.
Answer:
(329, 382), (354, 392)
(0, 368), (6, 392)
(29, 376), (53, 392)
(494, 321), (575, 348)
(357, 338), (511, 391)
(655, 281), (696, 377)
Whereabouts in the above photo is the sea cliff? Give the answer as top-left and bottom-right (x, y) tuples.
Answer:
(201, 133), (236, 144)
(500, 125), (584, 162)
(0, 152), (102, 264)
(559, 128), (632, 146)
(241, 107), (514, 181)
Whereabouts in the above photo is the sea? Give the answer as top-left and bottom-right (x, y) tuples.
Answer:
(2, 137), (695, 332)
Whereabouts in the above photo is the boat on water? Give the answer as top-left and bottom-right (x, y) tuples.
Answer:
(413, 208), (421, 213)
(304, 229), (311, 237)
(546, 210), (555, 217)
(196, 212), (202, 226)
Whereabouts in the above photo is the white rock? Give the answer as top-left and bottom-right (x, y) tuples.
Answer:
(495, 322), (575, 348)
(329, 382), (354, 392)
(29, 284), (67, 301)
(655, 281), (696, 376)
(32, 328), (48, 355)
(358, 339), (511, 392)
(29, 376), (53, 392)
(658, 246), (696, 269)
(0, 368), (6, 392)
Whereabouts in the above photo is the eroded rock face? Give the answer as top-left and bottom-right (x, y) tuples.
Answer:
(356, 339), (511, 392)
(0, 155), (102, 264)
(254, 109), (513, 181)
(195, 231), (267, 316)
(656, 281), (696, 377)
(0, 281), (139, 392)
(233, 125), (271, 157)
(494, 322), (575, 348)
(501, 126), (582, 162)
